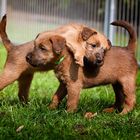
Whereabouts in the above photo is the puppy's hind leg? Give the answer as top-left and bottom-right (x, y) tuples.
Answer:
(49, 82), (67, 110)
(113, 83), (125, 112)
(120, 78), (136, 115)
(0, 66), (22, 90)
(103, 82), (125, 113)
(18, 73), (34, 103)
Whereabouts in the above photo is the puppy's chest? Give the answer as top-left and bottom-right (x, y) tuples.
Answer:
(54, 65), (70, 83)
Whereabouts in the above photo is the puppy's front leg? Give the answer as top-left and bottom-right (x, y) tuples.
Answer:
(49, 82), (67, 110)
(66, 83), (82, 113)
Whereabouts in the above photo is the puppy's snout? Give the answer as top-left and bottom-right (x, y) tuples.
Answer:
(95, 53), (103, 66)
(101, 47), (105, 52)
(26, 53), (32, 62)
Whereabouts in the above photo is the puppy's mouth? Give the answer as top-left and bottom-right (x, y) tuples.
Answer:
(95, 59), (104, 66)
(27, 59), (45, 67)
(95, 53), (104, 66)
(26, 59), (38, 67)
(29, 62), (38, 67)
(84, 56), (103, 67)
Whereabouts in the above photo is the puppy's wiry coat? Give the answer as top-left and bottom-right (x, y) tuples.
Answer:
(27, 20), (138, 114)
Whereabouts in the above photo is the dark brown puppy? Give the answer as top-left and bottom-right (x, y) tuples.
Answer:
(27, 20), (138, 115)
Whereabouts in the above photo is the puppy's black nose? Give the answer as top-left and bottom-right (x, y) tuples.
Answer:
(26, 53), (32, 62)
(95, 53), (100, 58)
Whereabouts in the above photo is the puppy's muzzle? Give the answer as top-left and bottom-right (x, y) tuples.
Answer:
(95, 53), (104, 66)
(26, 53), (38, 67)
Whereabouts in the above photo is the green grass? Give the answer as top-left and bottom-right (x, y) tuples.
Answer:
(0, 43), (140, 140)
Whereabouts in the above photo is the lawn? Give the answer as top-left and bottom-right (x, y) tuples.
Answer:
(0, 43), (140, 140)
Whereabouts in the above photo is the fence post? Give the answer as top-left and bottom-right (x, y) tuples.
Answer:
(104, 0), (116, 43)
(109, 0), (116, 43)
(0, 0), (7, 18)
(104, 0), (110, 37)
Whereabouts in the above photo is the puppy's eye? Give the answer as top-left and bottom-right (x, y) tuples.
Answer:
(39, 44), (47, 51)
(91, 44), (96, 48)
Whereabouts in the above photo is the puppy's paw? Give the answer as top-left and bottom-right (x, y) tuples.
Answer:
(67, 107), (77, 113)
(48, 103), (58, 110)
(119, 108), (129, 115)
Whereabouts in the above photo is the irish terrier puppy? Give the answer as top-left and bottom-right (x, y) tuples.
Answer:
(27, 20), (137, 115)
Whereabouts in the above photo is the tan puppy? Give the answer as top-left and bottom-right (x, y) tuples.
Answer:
(37, 23), (111, 66)
(27, 20), (138, 115)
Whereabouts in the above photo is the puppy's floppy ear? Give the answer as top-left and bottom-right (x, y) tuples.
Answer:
(81, 27), (97, 41)
(50, 35), (66, 54)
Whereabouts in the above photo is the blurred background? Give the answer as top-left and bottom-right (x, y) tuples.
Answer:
(0, 0), (140, 64)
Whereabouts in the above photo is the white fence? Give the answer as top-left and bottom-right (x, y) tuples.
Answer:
(0, 0), (140, 63)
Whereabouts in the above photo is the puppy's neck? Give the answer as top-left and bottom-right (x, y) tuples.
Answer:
(54, 47), (68, 66)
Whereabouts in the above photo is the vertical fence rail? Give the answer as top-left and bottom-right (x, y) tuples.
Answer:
(0, 0), (7, 18)
(0, 0), (140, 65)
(112, 0), (140, 67)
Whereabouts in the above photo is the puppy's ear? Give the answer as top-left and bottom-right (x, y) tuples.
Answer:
(107, 39), (112, 50)
(0, 14), (7, 32)
(81, 27), (97, 41)
(35, 33), (40, 39)
(50, 35), (66, 54)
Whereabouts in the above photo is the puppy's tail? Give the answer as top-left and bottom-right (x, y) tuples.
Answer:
(0, 15), (13, 52)
(111, 20), (137, 54)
